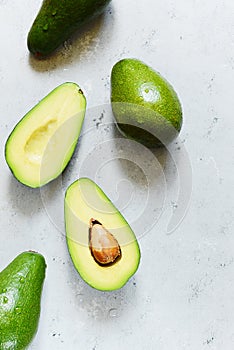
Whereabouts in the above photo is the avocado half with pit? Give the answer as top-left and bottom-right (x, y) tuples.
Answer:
(5, 82), (86, 188)
(65, 178), (141, 291)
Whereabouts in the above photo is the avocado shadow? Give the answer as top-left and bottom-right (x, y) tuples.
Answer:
(66, 250), (139, 321)
(112, 121), (179, 188)
(112, 122), (171, 182)
(7, 176), (43, 217)
(108, 124), (181, 237)
(28, 7), (114, 72)
(38, 133), (89, 236)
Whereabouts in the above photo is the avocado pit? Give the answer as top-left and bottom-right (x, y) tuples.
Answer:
(89, 219), (121, 266)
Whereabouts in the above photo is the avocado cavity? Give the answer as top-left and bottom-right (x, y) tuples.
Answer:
(24, 119), (57, 163)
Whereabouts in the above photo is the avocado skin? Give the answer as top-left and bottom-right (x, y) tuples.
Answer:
(111, 58), (183, 148)
(0, 252), (46, 350)
(27, 0), (111, 57)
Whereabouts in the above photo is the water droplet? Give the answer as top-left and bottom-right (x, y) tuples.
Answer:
(2, 288), (7, 293)
(63, 40), (71, 50)
(43, 24), (48, 31)
(3, 296), (8, 304)
(20, 277), (25, 283)
(137, 119), (144, 125)
(15, 307), (21, 314)
(52, 10), (57, 16)
(108, 308), (118, 318)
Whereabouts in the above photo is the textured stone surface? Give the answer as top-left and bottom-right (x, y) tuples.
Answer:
(0, 0), (234, 349)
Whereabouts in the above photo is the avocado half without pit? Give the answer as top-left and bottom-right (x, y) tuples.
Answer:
(5, 82), (86, 188)
(65, 178), (140, 291)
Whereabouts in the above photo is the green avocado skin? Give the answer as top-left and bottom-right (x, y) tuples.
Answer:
(27, 0), (111, 57)
(111, 58), (183, 148)
(0, 252), (46, 350)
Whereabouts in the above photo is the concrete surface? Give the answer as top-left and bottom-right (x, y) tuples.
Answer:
(0, 0), (234, 349)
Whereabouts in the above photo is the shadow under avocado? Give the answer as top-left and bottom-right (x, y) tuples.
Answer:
(66, 250), (139, 321)
(111, 120), (171, 182)
(7, 176), (42, 217)
(112, 124), (182, 219)
(28, 10), (111, 72)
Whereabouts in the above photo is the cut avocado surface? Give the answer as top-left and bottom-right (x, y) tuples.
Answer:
(65, 178), (140, 291)
(5, 82), (86, 188)
(0, 251), (46, 350)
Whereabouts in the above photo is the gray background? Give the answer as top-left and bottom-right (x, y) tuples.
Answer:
(0, 0), (234, 349)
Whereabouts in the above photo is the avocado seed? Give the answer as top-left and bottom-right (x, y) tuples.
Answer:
(89, 219), (121, 266)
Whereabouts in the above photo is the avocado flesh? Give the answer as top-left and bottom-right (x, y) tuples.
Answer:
(27, 0), (112, 57)
(5, 82), (86, 188)
(0, 251), (46, 350)
(111, 58), (183, 148)
(65, 178), (140, 291)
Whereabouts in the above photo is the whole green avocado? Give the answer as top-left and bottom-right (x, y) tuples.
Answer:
(0, 252), (46, 350)
(111, 58), (183, 148)
(27, 0), (112, 57)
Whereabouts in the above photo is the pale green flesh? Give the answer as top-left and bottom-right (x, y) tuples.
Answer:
(65, 178), (141, 291)
(5, 82), (86, 188)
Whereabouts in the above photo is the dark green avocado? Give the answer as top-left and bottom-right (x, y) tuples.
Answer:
(0, 251), (46, 350)
(111, 58), (183, 148)
(27, 0), (112, 57)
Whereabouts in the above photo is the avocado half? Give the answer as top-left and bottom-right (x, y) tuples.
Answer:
(65, 178), (141, 291)
(5, 82), (86, 188)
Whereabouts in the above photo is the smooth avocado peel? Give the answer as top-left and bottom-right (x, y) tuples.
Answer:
(0, 251), (46, 350)
(5, 82), (86, 188)
(65, 178), (141, 291)
(27, 0), (112, 57)
(111, 58), (183, 147)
